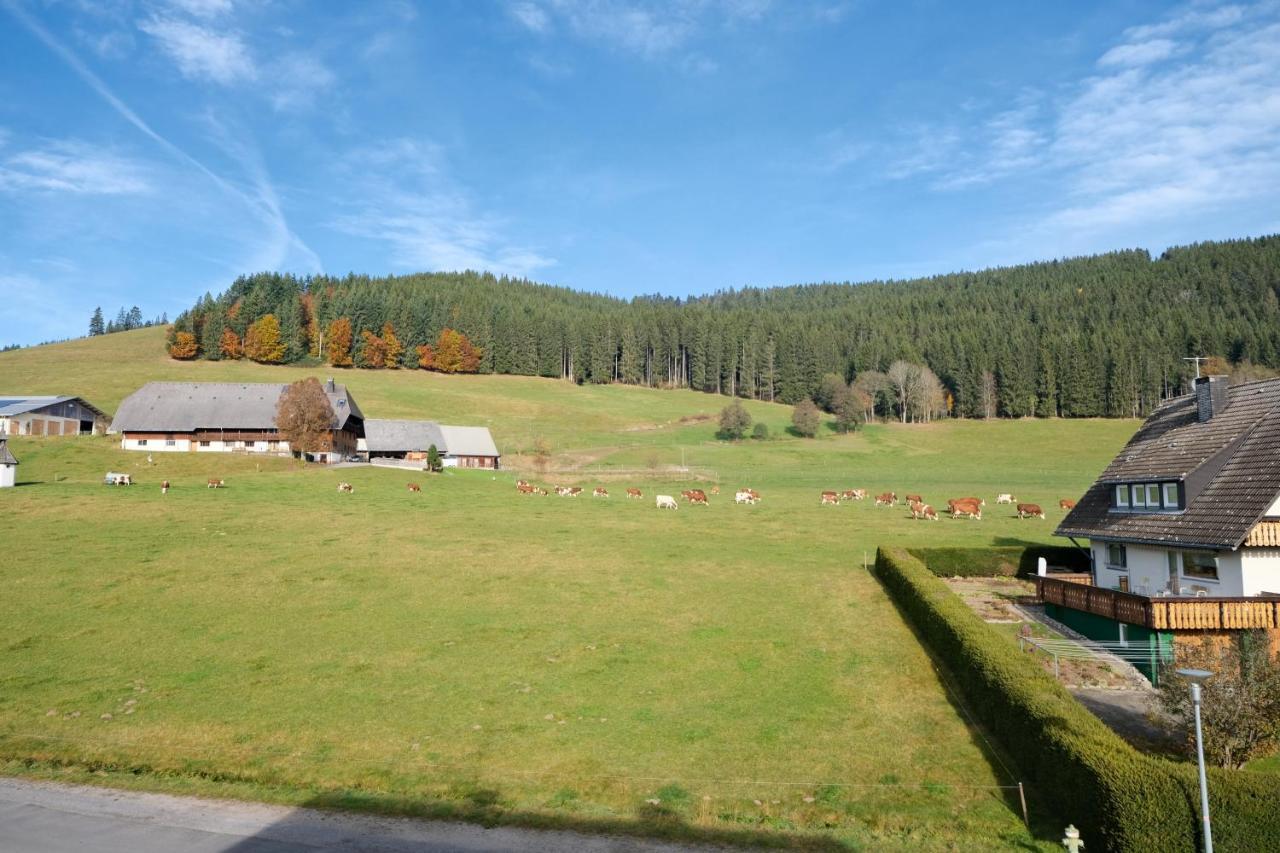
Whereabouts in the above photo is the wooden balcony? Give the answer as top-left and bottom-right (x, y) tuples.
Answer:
(1035, 575), (1280, 631)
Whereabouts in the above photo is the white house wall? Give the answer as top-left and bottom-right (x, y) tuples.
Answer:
(1091, 540), (1246, 596)
(0, 464), (15, 487)
(1264, 493), (1280, 516)
(122, 437), (191, 452)
(1241, 548), (1280, 596)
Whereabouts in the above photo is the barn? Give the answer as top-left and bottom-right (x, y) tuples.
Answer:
(360, 419), (501, 469)
(0, 396), (109, 436)
(110, 380), (363, 462)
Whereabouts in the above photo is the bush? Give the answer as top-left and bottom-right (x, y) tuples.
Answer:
(751, 422), (769, 440)
(907, 545), (1089, 578)
(873, 546), (1280, 852)
(717, 400), (752, 440)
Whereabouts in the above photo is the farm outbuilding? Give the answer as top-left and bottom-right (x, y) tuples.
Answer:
(0, 396), (109, 436)
(0, 439), (17, 488)
(359, 419), (500, 469)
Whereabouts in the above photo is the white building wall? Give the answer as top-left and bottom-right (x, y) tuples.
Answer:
(1264, 493), (1280, 516)
(1240, 548), (1280, 596)
(1091, 540), (1246, 596)
(0, 463), (15, 487)
(122, 437), (191, 452)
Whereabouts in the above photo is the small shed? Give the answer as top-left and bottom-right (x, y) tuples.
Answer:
(0, 439), (17, 488)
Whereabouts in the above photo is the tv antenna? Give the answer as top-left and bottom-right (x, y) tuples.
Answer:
(1183, 356), (1208, 380)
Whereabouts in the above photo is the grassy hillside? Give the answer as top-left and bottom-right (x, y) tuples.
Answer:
(0, 330), (1140, 850)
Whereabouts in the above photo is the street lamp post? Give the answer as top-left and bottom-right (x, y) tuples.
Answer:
(1177, 667), (1214, 853)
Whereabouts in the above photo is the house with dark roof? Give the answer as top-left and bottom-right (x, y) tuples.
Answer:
(360, 419), (500, 469)
(110, 380), (363, 463)
(1041, 375), (1280, 676)
(0, 396), (109, 436)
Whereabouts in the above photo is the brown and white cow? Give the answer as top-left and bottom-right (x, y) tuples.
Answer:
(735, 489), (757, 505)
(161, 480), (170, 494)
(821, 490), (839, 505)
(848, 488), (867, 501)
(626, 487), (643, 499)
(568, 487), (583, 497)
(905, 493), (923, 505)
(710, 486), (720, 496)
(960, 496), (986, 506)
(875, 492), (895, 507)
(1059, 499), (1077, 510)
(911, 501), (938, 521)
(947, 498), (982, 520)
(337, 482), (354, 493)
(996, 493), (1015, 504)
(516, 479), (530, 489)
(517, 483), (535, 495)
(1017, 503), (1045, 519)
(686, 489), (709, 505)
(593, 487), (609, 498)
(207, 478), (224, 489)
(407, 482), (422, 492)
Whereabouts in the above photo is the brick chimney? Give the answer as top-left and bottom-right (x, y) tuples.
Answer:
(1195, 375), (1229, 423)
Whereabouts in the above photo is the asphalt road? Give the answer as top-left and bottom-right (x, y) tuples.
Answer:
(0, 779), (730, 853)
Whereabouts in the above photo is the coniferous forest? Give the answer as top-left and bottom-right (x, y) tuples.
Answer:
(168, 235), (1280, 419)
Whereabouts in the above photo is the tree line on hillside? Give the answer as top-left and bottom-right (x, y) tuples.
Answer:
(167, 235), (1280, 419)
(90, 306), (167, 336)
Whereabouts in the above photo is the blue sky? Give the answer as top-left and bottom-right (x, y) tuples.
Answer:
(2, 0), (1279, 345)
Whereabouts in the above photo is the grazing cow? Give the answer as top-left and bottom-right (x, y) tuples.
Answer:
(710, 486), (720, 496)
(517, 483), (535, 495)
(1059, 499), (1077, 510)
(875, 492), (895, 507)
(905, 493), (923, 505)
(407, 483), (421, 492)
(207, 478), (224, 489)
(626, 487), (643, 499)
(516, 479), (529, 489)
(947, 498), (982, 520)
(848, 488), (867, 501)
(656, 494), (678, 510)
(337, 482), (354, 493)
(996, 493), (1015, 504)
(688, 489), (708, 506)
(735, 489), (757, 505)
(745, 488), (761, 501)
(911, 501), (938, 521)
(1017, 503), (1045, 519)
(161, 480), (170, 494)
(593, 487), (609, 498)
(568, 487), (583, 497)
(960, 496), (986, 506)
(839, 490), (856, 502)
(821, 490), (839, 506)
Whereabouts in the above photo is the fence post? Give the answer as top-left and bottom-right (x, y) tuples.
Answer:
(1018, 782), (1029, 828)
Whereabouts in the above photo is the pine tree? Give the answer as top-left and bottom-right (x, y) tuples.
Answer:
(89, 307), (105, 336)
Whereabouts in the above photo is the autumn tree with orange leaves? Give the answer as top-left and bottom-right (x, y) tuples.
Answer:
(275, 377), (335, 455)
(417, 328), (482, 373)
(383, 323), (404, 368)
(326, 317), (353, 367)
(244, 314), (286, 363)
(220, 328), (243, 359)
(168, 331), (198, 360)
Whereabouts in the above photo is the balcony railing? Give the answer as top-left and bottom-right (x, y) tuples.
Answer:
(1035, 575), (1280, 631)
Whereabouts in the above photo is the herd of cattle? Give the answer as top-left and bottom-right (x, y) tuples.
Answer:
(514, 478), (1075, 519)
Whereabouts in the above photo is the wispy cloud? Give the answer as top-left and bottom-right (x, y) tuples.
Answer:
(510, 1), (552, 33)
(137, 14), (255, 84)
(330, 139), (554, 277)
(0, 140), (153, 195)
(1097, 37), (1181, 67)
(163, 0), (236, 18)
(267, 52), (335, 111)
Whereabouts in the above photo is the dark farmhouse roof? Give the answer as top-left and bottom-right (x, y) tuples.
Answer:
(109, 381), (362, 434)
(0, 395), (108, 419)
(1058, 378), (1280, 550)
(363, 419), (445, 453)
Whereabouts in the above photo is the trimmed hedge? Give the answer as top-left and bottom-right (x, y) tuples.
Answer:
(907, 545), (1089, 578)
(875, 546), (1280, 852)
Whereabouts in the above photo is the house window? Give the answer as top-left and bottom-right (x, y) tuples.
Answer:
(199, 440), (210, 447)
(1114, 485), (1129, 508)
(1107, 543), (1127, 568)
(1145, 484), (1160, 506)
(268, 440), (279, 450)
(136, 439), (148, 446)
(1181, 551), (1219, 581)
(165, 439), (176, 446)
(1130, 485), (1146, 508)
(1163, 482), (1179, 509)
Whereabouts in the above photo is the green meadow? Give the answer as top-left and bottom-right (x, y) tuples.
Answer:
(0, 329), (1138, 849)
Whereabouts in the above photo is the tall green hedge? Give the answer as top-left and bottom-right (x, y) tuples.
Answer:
(906, 545), (1089, 578)
(874, 546), (1280, 852)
